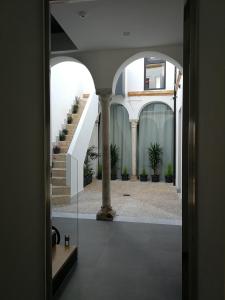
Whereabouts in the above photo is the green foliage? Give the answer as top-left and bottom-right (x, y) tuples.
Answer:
(122, 166), (128, 176)
(84, 146), (99, 176)
(140, 167), (147, 176)
(59, 131), (65, 141)
(148, 143), (162, 175)
(110, 144), (119, 174)
(67, 115), (73, 124)
(97, 164), (102, 178)
(165, 163), (173, 176)
(62, 128), (68, 135)
(72, 104), (79, 114)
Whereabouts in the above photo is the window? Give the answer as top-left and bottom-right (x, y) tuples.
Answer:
(144, 58), (166, 90)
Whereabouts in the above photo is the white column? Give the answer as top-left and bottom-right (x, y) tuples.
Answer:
(96, 89), (116, 221)
(130, 119), (138, 179)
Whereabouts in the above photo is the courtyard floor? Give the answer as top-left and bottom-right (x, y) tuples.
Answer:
(52, 179), (182, 225)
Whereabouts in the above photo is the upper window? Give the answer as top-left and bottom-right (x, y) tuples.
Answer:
(144, 58), (166, 90)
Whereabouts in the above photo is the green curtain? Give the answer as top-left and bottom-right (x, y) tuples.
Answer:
(138, 103), (173, 180)
(99, 104), (131, 177)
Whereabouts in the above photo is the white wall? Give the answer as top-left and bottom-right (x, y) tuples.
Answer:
(73, 45), (183, 89)
(50, 60), (95, 144)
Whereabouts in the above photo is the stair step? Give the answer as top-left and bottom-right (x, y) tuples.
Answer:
(53, 161), (66, 168)
(58, 141), (70, 147)
(65, 134), (73, 141)
(59, 146), (68, 153)
(52, 153), (66, 162)
(52, 177), (66, 186)
(51, 195), (71, 205)
(52, 186), (70, 195)
(83, 93), (90, 98)
(52, 168), (66, 177)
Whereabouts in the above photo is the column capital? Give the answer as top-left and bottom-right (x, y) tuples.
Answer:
(96, 88), (112, 100)
(130, 119), (139, 127)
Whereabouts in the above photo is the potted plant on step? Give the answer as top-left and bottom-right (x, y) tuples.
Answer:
(53, 145), (60, 154)
(59, 131), (66, 141)
(83, 146), (99, 187)
(67, 114), (73, 124)
(165, 163), (173, 183)
(148, 143), (162, 182)
(110, 144), (119, 180)
(62, 128), (68, 135)
(72, 103), (79, 114)
(97, 163), (102, 180)
(121, 166), (129, 181)
(139, 167), (148, 182)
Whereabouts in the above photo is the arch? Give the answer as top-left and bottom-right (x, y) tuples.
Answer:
(50, 56), (96, 92)
(138, 100), (174, 119)
(138, 102), (174, 180)
(112, 51), (183, 94)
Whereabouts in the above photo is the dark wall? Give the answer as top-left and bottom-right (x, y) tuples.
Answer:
(1, 2), (51, 300)
(197, 0), (225, 299)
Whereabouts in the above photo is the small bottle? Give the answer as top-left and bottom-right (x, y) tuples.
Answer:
(65, 234), (70, 247)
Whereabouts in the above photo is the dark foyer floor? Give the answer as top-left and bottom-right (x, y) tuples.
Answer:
(53, 218), (182, 300)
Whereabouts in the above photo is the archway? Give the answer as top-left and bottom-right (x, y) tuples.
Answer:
(112, 51), (183, 95)
(138, 102), (174, 180)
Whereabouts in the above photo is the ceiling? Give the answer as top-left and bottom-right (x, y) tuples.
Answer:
(50, 0), (184, 52)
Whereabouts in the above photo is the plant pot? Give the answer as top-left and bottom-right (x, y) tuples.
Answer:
(151, 174), (160, 182)
(165, 175), (173, 183)
(53, 146), (60, 154)
(111, 174), (117, 180)
(97, 174), (102, 180)
(121, 174), (129, 181)
(84, 174), (92, 187)
(140, 175), (148, 182)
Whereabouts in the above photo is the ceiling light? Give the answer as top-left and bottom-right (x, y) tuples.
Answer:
(78, 10), (87, 18)
(123, 31), (130, 36)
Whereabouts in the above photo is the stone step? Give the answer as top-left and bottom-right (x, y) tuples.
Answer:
(52, 153), (66, 162)
(65, 134), (73, 141)
(51, 195), (71, 205)
(52, 186), (70, 196)
(58, 140), (70, 147)
(83, 93), (89, 98)
(53, 161), (66, 168)
(59, 146), (68, 153)
(66, 124), (76, 130)
(71, 113), (80, 119)
(52, 177), (66, 186)
(52, 168), (66, 177)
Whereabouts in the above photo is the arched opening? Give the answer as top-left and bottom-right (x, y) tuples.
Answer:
(138, 102), (174, 180)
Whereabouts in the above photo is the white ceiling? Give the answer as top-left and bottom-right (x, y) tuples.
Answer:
(51, 0), (184, 52)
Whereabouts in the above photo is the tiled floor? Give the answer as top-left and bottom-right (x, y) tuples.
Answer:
(53, 218), (182, 300)
(53, 179), (182, 225)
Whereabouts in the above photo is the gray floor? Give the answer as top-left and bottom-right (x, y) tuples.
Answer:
(53, 218), (182, 300)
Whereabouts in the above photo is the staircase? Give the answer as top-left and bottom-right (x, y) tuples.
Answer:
(51, 95), (88, 205)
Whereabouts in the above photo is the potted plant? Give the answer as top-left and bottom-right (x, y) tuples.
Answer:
(165, 163), (173, 183)
(62, 128), (68, 135)
(139, 167), (148, 181)
(72, 103), (79, 114)
(59, 131), (66, 141)
(148, 143), (162, 182)
(97, 163), (102, 180)
(83, 146), (99, 187)
(53, 145), (60, 154)
(121, 166), (129, 181)
(110, 144), (119, 180)
(67, 114), (73, 124)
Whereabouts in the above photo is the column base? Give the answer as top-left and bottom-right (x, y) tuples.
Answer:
(96, 206), (116, 221)
(130, 175), (138, 181)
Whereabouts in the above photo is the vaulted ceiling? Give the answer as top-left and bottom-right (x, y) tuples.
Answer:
(50, 0), (184, 52)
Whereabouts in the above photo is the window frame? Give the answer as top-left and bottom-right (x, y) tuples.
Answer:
(144, 58), (166, 91)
